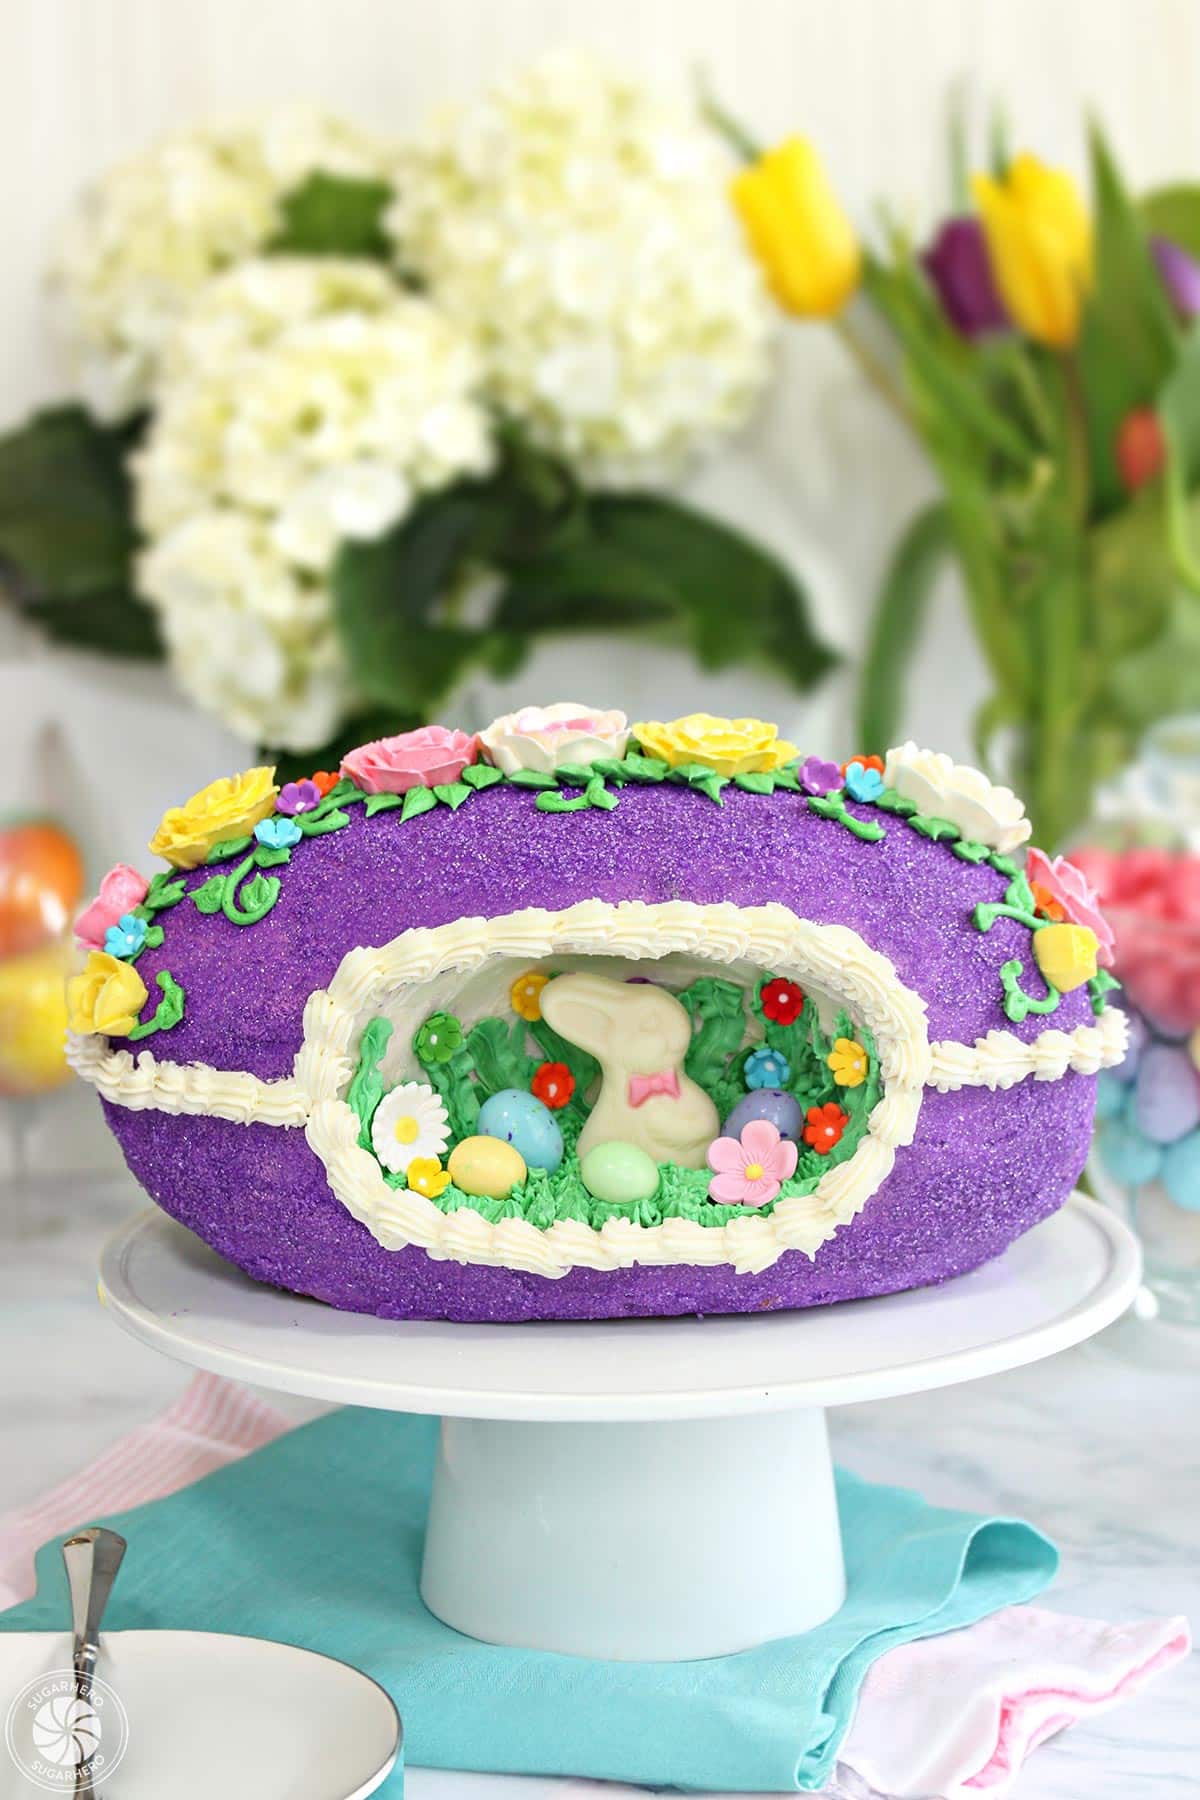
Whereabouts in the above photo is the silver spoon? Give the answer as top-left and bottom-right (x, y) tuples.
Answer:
(61, 1528), (126, 1798)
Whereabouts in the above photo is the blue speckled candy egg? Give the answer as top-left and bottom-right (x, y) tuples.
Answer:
(477, 1088), (563, 1172)
(1163, 1131), (1200, 1211)
(724, 1088), (803, 1142)
(1096, 1117), (1163, 1188)
(1133, 1044), (1200, 1145)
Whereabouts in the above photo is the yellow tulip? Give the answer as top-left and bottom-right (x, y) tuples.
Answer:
(1034, 923), (1099, 994)
(731, 136), (861, 318)
(66, 950), (149, 1038)
(972, 154), (1092, 349)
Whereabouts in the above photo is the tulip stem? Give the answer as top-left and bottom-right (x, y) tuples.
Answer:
(693, 73), (763, 164)
(833, 316), (917, 434)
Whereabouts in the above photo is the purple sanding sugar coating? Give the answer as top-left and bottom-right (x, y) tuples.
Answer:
(103, 784), (1098, 1321)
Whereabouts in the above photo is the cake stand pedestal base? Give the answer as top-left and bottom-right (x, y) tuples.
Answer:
(421, 1407), (843, 1659)
(97, 1193), (1139, 1664)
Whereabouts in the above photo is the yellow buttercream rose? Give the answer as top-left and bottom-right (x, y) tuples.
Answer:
(66, 951), (149, 1038)
(632, 714), (799, 779)
(1033, 923), (1099, 994)
(149, 767), (278, 869)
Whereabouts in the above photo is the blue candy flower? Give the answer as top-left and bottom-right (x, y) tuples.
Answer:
(103, 912), (148, 961)
(844, 760), (885, 803)
(254, 816), (302, 850)
(745, 1046), (792, 1090)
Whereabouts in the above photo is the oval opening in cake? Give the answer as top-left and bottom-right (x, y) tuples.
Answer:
(301, 901), (929, 1274)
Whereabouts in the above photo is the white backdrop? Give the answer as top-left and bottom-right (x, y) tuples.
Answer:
(2, 0), (1199, 1171)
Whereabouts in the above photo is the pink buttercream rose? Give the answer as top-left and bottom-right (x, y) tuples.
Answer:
(1026, 847), (1116, 968)
(75, 864), (149, 950)
(340, 726), (479, 796)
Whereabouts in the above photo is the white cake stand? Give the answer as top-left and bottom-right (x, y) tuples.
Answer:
(97, 1194), (1139, 1663)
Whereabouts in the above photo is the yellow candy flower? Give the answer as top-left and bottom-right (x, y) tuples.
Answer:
(511, 970), (550, 1022)
(66, 950), (148, 1038)
(406, 1156), (451, 1199)
(149, 767), (279, 869)
(972, 154), (1092, 349)
(827, 1037), (868, 1088)
(1033, 923), (1099, 994)
(731, 136), (861, 318)
(632, 714), (799, 779)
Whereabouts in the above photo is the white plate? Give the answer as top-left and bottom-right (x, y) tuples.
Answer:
(0, 1630), (399, 1800)
(98, 1193), (1141, 1421)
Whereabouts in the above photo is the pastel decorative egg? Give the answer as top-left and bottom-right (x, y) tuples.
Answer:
(477, 1088), (563, 1172)
(1133, 1044), (1200, 1145)
(1096, 1117), (1163, 1189)
(580, 1141), (659, 1206)
(1109, 1007), (1146, 1084)
(1094, 1073), (1127, 1122)
(448, 1136), (527, 1199)
(723, 1089), (803, 1142)
(1162, 1132), (1200, 1212)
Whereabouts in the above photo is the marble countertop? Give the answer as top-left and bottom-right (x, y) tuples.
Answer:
(1, 1182), (1196, 1800)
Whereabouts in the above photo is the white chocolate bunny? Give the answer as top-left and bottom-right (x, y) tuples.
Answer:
(540, 972), (718, 1169)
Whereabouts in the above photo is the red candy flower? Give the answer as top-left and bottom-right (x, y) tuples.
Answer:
(803, 1102), (848, 1154)
(840, 753), (884, 779)
(760, 976), (805, 1025)
(311, 770), (339, 797)
(532, 1061), (575, 1110)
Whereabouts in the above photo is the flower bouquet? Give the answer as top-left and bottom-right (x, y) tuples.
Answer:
(0, 57), (835, 771)
(709, 94), (1200, 847)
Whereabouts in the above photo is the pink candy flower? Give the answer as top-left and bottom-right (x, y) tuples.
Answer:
(706, 1118), (798, 1208)
(340, 726), (479, 796)
(1026, 847), (1116, 968)
(75, 864), (148, 950)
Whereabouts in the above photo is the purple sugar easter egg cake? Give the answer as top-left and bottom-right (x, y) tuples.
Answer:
(68, 704), (1128, 1322)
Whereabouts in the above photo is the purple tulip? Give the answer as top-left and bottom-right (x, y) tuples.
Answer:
(1152, 236), (1200, 322)
(922, 217), (1009, 338)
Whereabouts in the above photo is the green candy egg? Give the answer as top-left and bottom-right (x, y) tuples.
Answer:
(580, 1140), (660, 1206)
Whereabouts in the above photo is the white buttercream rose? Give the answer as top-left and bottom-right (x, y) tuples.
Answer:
(479, 703), (630, 774)
(883, 741), (1032, 854)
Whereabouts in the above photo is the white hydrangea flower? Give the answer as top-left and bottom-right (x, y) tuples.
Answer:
(132, 258), (495, 749)
(386, 49), (772, 481)
(883, 741), (1033, 855)
(137, 511), (353, 750)
(49, 106), (395, 421)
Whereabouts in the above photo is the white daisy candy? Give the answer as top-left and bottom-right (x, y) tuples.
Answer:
(883, 741), (1032, 855)
(371, 1082), (451, 1175)
(479, 702), (630, 775)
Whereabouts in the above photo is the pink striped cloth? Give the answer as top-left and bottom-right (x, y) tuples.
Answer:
(0, 1375), (1187, 1799)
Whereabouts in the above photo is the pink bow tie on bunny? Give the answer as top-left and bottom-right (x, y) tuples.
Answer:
(628, 1069), (681, 1107)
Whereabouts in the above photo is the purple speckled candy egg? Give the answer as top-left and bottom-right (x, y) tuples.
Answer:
(1133, 1044), (1200, 1145)
(724, 1089), (803, 1141)
(93, 778), (1105, 1323)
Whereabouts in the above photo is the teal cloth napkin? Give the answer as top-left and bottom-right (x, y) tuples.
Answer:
(0, 1408), (1056, 1792)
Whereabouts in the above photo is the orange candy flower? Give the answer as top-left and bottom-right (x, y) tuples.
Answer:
(803, 1101), (849, 1154)
(532, 1061), (575, 1110)
(840, 753), (884, 779)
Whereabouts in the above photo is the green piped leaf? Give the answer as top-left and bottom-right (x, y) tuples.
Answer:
(692, 774), (728, 804)
(252, 843), (292, 868)
(1088, 968), (1122, 1015)
(588, 758), (630, 783)
(772, 765), (802, 791)
(461, 763), (504, 790)
(506, 768), (558, 789)
(400, 786), (438, 822)
(536, 789), (590, 812)
(220, 855), (281, 925)
(142, 873), (187, 913)
(190, 875), (227, 915)
(364, 792), (404, 816)
(873, 787), (918, 817)
(585, 777), (618, 811)
(908, 812), (961, 842)
(733, 771), (775, 794)
(950, 838), (991, 864)
(552, 762), (598, 787)
(434, 782), (472, 810)
(989, 852), (1020, 877)
(207, 835), (253, 863)
(297, 807), (350, 835)
(128, 970), (185, 1041)
(620, 753), (670, 782)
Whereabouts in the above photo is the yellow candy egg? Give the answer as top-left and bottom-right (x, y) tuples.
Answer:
(447, 1135), (527, 1200)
